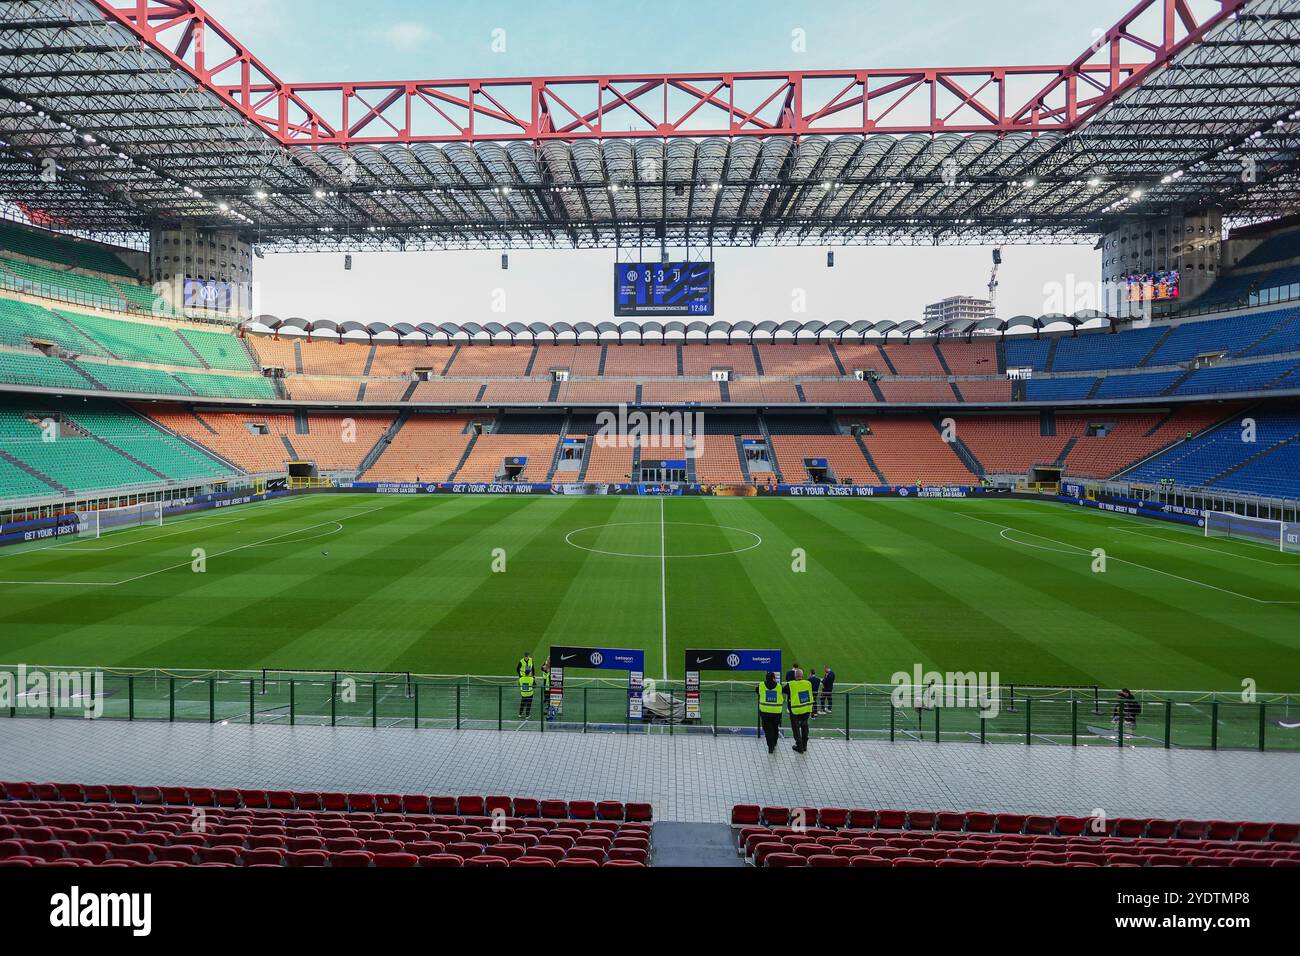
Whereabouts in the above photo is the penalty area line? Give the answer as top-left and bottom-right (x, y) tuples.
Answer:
(955, 511), (1300, 606)
(0, 504), (386, 588)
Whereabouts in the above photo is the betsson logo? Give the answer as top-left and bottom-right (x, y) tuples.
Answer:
(50, 887), (151, 937)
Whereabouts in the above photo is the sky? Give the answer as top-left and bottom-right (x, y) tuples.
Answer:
(198, 0), (1141, 325)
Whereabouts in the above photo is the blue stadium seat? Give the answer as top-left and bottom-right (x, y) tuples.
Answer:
(1123, 409), (1300, 489)
(1092, 371), (1181, 399)
(1024, 377), (1096, 401)
(1050, 328), (1166, 372)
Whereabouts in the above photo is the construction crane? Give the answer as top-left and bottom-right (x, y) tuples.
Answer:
(988, 247), (1003, 316)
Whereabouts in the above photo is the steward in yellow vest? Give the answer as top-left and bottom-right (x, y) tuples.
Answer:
(787, 679), (814, 715)
(517, 673), (535, 718)
(785, 671), (814, 754)
(756, 672), (785, 754)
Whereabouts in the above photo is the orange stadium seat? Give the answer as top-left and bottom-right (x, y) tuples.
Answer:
(454, 433), (561, 481)
(602, 344), (678, 376)
(583, 439), (634, 482)
(556, 381), (637, 404)
(533, 345), (603, 377)
(446, 346), (535, 377)
(726, 380), (801, 404)
(936, 340), (998, 375)
(955, 415), (1073, 473)
(481, 381), (554, 404)
(877, 381), (959, 403)
(756, 344), (839, 376)
(641, 382), (720, 404)
(680, 344), (757, 376)
(768, 435), (877, 484)
(799, 381), (875, 403)
(363, 414), (480, 482)
(856, 417), (976, 484)
(881, 342), (945, 375)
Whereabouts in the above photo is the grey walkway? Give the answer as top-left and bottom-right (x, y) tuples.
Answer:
(0, 720), (1297, 824)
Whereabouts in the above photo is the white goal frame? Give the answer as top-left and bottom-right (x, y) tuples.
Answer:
(75, 501), (164, 540)
(1204, 510), (1299, 553)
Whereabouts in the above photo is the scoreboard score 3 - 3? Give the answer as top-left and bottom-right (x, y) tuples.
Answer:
(614, 262), (715, 316)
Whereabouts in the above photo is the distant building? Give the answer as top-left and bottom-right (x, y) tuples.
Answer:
(923, 295), (995, 324)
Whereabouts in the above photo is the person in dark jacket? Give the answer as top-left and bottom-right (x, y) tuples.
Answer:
(1113, 688), (1141, 729)
(820, 666), (836, 715)
(808, 668), (822, 717)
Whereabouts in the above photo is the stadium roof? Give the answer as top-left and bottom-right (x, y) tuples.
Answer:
(246, 313), (1112, 343)
(1, 0), (1298, 250)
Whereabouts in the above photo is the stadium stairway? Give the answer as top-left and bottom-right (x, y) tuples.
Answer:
(357, 410), (411, 478)
(851, 432), (888, 483)
(0, 447), (66, 495)
(63, 415), (168, 482)
(755, 414), (785, 482)
(1204, 433), (1300, 487)
(446, 429), (480, 481)
(931, 414), (985, 476)
(652, 822), (743, 867)
(128, 405), (245, 475)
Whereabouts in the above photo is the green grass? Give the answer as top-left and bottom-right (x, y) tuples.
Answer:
(2, 492), (1299, 696)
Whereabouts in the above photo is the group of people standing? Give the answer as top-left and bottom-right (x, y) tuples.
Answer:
(515, 652), (550, 718)
(757, 664), (836, 754)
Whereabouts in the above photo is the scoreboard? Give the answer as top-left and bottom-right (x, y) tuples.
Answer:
(614, 262), (715, 317)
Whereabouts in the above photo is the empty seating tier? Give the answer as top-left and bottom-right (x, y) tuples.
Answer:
(364, 414), (480, 482)
(730, 804), (1299, 868)
(0, 782), (651, 868)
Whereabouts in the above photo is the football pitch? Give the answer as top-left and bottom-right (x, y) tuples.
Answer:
(1, 491), (1298, 697)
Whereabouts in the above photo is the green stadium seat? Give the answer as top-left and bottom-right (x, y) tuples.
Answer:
(57, 309), (199, 366)
(178, 328), (254, 371)
(0, 297), (108, 356)
(0, 221), (135, 278)
(0, 351), (92, 390)
(71, 361), (186, 396)
(173, 371), (276, 400)
(2, 258), (126, 309)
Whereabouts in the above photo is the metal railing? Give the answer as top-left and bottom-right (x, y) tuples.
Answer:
(3, 666), (1295, 752)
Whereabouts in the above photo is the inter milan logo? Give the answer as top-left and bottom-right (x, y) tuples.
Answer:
(589, 651), (604, 666)
(726, 653), (740, 668)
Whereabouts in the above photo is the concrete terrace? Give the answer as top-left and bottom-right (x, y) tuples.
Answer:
(0, 719), (1297, 824)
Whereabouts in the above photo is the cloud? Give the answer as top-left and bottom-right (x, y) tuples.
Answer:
(372, 21), (435, 52)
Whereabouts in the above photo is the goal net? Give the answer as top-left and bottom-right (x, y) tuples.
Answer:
(1204, 510), (1300, 553)
(74, 501), (164, 540)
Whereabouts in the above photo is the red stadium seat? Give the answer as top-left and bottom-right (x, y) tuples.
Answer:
(540, 800), (568, 820)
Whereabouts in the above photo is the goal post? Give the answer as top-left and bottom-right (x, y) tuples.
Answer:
(1204, 510), (1299, 553)
(75, 501), (164, 540)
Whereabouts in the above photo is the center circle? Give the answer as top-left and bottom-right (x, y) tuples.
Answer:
(564, 521), (763, 559)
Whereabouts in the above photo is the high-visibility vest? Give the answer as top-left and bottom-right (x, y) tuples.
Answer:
(518, 657), (534, 677)
(519, 675), (535, 698)
(757, 682), (784, 714)
(787, 679), (814, 715)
